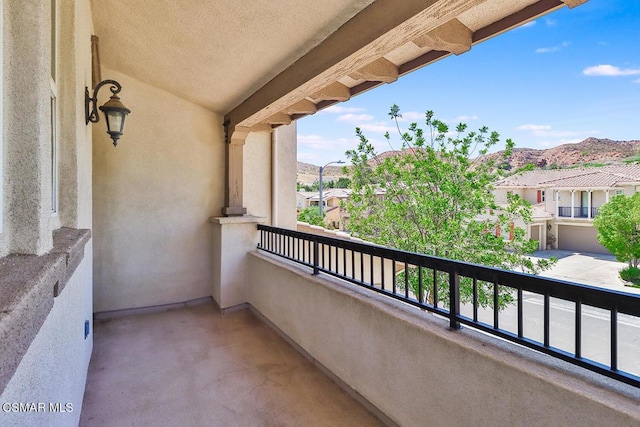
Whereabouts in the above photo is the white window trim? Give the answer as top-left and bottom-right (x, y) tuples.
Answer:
(50, 0), (58, 216)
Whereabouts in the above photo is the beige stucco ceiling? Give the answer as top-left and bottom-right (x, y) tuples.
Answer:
(91, 0), (376, 113)
(91, 0), (584, 130)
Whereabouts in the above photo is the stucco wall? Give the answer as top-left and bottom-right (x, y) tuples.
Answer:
(0, 247), (94, 427)
(272, 123), (297, 229)
(0, 0), (93, 257)
(248, 252), (640, 427)
(93, 68), (223, 312)
(244, 132), (272, 222)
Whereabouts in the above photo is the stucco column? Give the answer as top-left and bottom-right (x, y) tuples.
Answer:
(209, 216), (265, 310)
(587, 190), (592, 218)
(272, 123), (298, 229)
(606, 189), (610, 203)
(5, 0), (54, 254)
(222, 124), (249, 216)
(570, 190), (575, 218)
(555, 190), (559, 218)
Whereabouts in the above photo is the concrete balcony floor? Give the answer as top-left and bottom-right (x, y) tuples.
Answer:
(80, 301), (382, 426)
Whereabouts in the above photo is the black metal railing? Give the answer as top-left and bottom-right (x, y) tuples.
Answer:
(257, 224), (640, 388)
(558, 206), (599, 218)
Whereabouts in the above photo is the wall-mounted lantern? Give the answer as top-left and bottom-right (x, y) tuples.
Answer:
(85, 79), (131, 146)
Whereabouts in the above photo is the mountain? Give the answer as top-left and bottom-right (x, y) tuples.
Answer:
(296, 138), (640, 182)
(479, 137), (640, 170)
(297, 161), (349, 184)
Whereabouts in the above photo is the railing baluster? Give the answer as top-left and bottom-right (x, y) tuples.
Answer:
(611, 304), (618, 371)
(313, 238), (319, 275)
(404, 262), (409, 298)
(472, 277), (478, 322)
(343, 248), (347, 277)
(303, 238), (308, 264)
(351, 249), (355, 280)
(381, 256), (385, 291)
(392, 260), (396, 295)
(418, 265), (423, 304)
(517, 288), (523, 339)
(544, 291), (550, 347)
(575, 298), (582, 359)
(360, 250), (364, 283)
(433, 269), (438, 308)
(370, 254), (374, 287)
(449, 268), (460, 330)
(493, 279), (499, 330)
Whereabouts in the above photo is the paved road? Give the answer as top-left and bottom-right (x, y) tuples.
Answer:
(531, 250), (640, 295)
(462, 251), (640, 378)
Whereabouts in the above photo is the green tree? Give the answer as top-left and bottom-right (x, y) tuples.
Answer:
(335, 177), (352, 188)
(345, 106), (554, 308)
(297, 206), (324, 227)
(594, 193), (640, 268)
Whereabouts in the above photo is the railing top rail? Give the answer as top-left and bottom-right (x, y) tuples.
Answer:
(257, 224), (640, 316)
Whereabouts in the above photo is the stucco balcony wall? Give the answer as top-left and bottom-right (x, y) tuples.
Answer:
(247, 251), (640, 427)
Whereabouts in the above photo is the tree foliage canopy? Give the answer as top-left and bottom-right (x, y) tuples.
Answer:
(297, 206), (324, 227)
(593, 193), (640, 268)
(345, 106), (554, 307)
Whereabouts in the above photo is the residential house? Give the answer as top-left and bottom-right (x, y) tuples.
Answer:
(494, 165), (640, 253)
(2, 1), (638, 427)
(307, 188), (351, 229)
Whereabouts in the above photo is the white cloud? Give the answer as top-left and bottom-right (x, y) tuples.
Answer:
(396, 111), (424, 122)
(336, 113), (374, 123)
(359, 121), (397, 134)
(297, 134), (359, 152)
(545, 18), (557, 27)
(535, 41), (569, 54)
(583, 64), (640, 76)
(320, 105), (366, 114)
(518, 20), (536, 28)
(453, 114), (479, 122)
(634, 79), (640, 84)
(517, 124), (599, 139)
(517, 124), (552, 131)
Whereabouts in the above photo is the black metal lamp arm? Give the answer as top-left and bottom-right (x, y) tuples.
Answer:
(85, 79), (123, 124)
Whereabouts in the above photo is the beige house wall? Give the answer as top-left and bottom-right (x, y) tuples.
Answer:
(248, 252), (640, 427)
(592, 190), (607, 206)
(0, 0), (94, 419)
(522, 188), (539, 204)
(93, 68), (223, 312)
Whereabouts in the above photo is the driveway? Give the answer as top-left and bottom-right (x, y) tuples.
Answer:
(530, 250), (640, 295)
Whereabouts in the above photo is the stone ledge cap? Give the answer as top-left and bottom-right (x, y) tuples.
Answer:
(209, 215), (267, 225)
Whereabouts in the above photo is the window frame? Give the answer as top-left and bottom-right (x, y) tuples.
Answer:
(50, 0), (59, 215)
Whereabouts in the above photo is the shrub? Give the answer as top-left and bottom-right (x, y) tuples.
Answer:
(620, 267), (640, 286)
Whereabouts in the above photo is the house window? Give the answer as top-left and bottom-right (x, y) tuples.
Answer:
(537, 190), (545, 203)
(50, 0), (58, 214)
(615, 189), (624, 196)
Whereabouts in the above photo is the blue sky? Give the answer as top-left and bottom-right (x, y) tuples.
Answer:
(297, 0), (640, 166)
